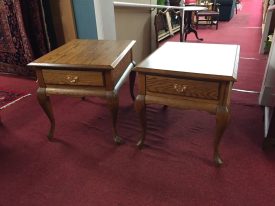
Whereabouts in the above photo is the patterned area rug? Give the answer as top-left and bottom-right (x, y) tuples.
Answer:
(0, 89), (31, 110)
(0, 0), (50, 77)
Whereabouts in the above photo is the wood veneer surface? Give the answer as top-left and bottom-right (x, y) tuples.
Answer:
(30, 40), (136, 70)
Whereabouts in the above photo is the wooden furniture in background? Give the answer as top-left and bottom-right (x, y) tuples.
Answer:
(135, 42), (240, 166)
(28, 39), (136, 144)
(184, 6), (208, 41)
(49, 0), (77, 46)
(154, 10), (170, 47)
(259, 0), (275, 53)
(154, 9), (183, 47)
(195, 0), (220, 30)
(157, 0), (182, 42)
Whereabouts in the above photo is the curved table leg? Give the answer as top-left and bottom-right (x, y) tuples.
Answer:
(37, 87), (55, 140)
(135, 95), (146, 149)
(184, 26), (203, 41)
(190, 27), (203, 41)
(214, 106), (230, 166)
(107, 91), (122, 144)
(129, 70), (136, 101)
(184, 10), (204, 41)
(184, 32), (188, 41)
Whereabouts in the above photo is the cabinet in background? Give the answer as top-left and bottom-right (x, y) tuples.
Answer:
(259, 0), (275, 53)
(156, 10), (181, 43)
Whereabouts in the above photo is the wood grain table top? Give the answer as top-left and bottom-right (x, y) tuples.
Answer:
(28, 39), (136, 70)
(135, 42), (240, 81)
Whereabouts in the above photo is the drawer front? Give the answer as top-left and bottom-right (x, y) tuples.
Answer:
(146, 75), (219, 100)
(42, 70), (104, 86)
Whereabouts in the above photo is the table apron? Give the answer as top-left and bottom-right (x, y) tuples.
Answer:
(144, 94), (218, 114)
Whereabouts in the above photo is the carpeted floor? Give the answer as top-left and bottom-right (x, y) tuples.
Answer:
(1, 0), (275, 205)
(0, 89), (31, 110)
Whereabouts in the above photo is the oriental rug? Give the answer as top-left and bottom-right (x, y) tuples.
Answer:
(0, 89), (31, 110)
(0, 0), (51, 77)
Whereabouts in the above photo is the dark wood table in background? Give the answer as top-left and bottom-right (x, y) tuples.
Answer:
(135, 42), (240, 166)
(28, 39), (136, 144)
(183, 6), (207, 41)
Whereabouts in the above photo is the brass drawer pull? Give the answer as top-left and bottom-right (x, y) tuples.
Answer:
(174, 84), (188, 93)
(66, 75), (79, 83)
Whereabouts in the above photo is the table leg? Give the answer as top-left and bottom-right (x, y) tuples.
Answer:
(37, 88), (55, 140)
(179, 15), (183, 42)
(129, 70), (136, 101)
(184, 26), (203, 41)
(184, 32), (188, 41)
(190, 27), (203, 41)
(135, 95), (146, 148)
(184, 11), (203, 41)
(106, 91), (122, 144)
(214, 106), (230, 166)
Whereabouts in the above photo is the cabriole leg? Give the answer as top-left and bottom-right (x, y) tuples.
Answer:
(37, 87), (55, 140)
(107, 91), (121, 144)
(135, 95), (146, 149)
(214, 106), (230, 166)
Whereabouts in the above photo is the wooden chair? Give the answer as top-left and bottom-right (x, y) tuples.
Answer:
(195, 0), (220, 30)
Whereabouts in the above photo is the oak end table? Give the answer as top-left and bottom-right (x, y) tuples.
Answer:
(134, 42), (240, 166)
(28, 39), (136, 144)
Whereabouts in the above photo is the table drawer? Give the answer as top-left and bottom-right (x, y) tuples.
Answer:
(42, 70), (104, 86)
(146, 75), (219, 100)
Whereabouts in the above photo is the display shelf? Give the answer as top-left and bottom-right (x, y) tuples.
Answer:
(260, 0), (275, 54)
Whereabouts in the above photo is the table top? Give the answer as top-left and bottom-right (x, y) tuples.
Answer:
(184, 6), (208, 11)
(28, 39), (136, 70)
(135, 42), (240, 81)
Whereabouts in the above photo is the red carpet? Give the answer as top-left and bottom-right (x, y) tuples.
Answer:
(0, 88), (31, 110)
(1, 78), (275, 206)
(1, 0), (275, 205)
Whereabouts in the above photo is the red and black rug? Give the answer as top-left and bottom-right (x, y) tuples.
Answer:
(0, 89), (31, 110)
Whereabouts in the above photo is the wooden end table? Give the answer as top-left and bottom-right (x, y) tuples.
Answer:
(134, 42), (240, 166)
(28, 39), (136, 144)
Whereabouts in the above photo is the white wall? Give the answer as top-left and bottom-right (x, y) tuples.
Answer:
(92, 0), (157, 62)
(114, 0), (157, 63)
(94, 0), (116, 40)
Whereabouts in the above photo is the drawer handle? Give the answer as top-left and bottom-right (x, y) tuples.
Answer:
(174, 84), (188, 93)
(66, 75), (79, 83)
